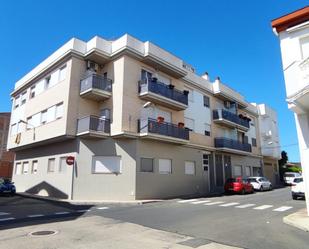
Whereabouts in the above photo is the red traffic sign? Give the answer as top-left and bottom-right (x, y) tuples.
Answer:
(66, 156), (75, 165)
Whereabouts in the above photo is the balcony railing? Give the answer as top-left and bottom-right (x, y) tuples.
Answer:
(213, 109), (250, 129)
(138, 78), (188, 106)
(139, 118), (189, 140)
(77, 116), (110, 135)
(214, 137), (252, 153)
(80, 73), (112, 94)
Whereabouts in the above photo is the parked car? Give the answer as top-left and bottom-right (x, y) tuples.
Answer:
(284, 172), (301, 185)
(247, 177), (272, 191)
(291, 177), (305, 200)
(0, 178), (16, 196)
(224, 177), (254, 194)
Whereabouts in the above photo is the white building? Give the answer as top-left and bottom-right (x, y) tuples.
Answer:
(272, 6), (309, 215)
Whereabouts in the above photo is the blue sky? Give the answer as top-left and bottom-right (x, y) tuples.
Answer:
(0, 0), (307, 161)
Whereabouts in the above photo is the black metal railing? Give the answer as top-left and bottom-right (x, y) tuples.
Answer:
(138, 118), (189, 140)
(77, 116), (110, 134)
(80, 73), (112, 93)
(214, 137), (252, 152)
(138, 78), (188, 105)
(213, 109), (250, 128)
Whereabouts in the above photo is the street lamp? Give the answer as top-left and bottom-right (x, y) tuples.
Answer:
(19, 119), (36, 141)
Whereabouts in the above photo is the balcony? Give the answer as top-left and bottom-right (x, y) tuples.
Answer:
(80, 73), (112, 101)
(77, 116), (110, 138)
(138, 118), (189, 144)
(213, 109), (250, 131)
(215, 137), (252, 154)
(138, 79), (188, 110)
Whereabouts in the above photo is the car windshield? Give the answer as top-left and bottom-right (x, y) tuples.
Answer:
(293, 178), (303, 183)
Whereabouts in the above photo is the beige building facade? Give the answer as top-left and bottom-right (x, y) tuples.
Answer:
(8, 34), (280, 200)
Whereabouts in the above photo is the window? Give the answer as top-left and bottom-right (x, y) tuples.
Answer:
(31, 160), (38, 174)
(59, 65), (67, 82)
(36, 79), (45, 95)
(141, 69), (152, 82)
(252, 138), (257, 147)
(59, 157), (67, 173)
(47, 158), (55, 173)
(22, 162), (29, 174)
(185, 161), (195, 175)
(205, 124), (211, 136)
(46, 105), (56, 122)
(11, 123), (17, 136)
(41, 110), (47, 124)
(92, 156), (122, 174)
(234, 165), (242, 177)
(245, 166), (251, 177)
(14, 96), (20, 108)
(140, 158), (154, 172)
(31, 113), (41, 127)
(30, 85), (36, 99)
(15, 162), (22, 175)
(158, 159), (172, 174)
(45, 76), (51, 89)
(17, 121), (25, 133)
(203, 95), (210, 107)
(55, 103), (63, 119)
(184, 117), (194, 131)
(21, 91), (27, 105)
(202, 154), (210, 171)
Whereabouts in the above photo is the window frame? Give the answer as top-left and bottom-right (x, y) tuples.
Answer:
(140, 157), (154, 173)
(158, 158), (172, 175)
(185, 161), (196, 175)
(47, 158), (56, 173)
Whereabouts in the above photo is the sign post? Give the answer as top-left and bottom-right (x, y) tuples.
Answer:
(67, 156), (75, 200)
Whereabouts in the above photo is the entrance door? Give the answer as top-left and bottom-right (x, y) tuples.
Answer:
(215, 154), (224, 187)
(224, 155), (232, 179)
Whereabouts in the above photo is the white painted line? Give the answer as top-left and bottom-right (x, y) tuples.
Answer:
(54, 212), (70, 215)
(204, 201), (224, 206)
(96, 207), (110, 210)
(235, 204), (256, 209)
(178, 199), (198, 203)
(254, 205), (273, 210)
(191, 200), (211, 204)
(0, 217), (15, 222)
(220, 202), (239, 207)
(27, 214), (44, 218)
(273, 206), (293, 212)
(0, 212), (10, 216)
(76, 209), (91, 213)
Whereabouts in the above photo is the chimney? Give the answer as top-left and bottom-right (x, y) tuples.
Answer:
(215, 76), (221, 84)
(201, 72), (209, 81)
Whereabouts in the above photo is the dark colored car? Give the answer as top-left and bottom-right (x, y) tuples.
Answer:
(0, 178), (16, 196)
(224, 177), (254, 194)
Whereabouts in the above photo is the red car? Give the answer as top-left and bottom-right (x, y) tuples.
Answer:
(224, 177), (254, 194)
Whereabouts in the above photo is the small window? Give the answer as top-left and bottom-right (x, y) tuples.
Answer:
(15, 162), (22, 175)
(158, 159), (172, 174)
(21, 91), (27, 105)
(59, 65), (67, 82)
(252, 138), (257, 147)
(55, 103), (63, 119)
(41, 110), (47, 124)
(30, 85), (36, 99)
(140, 158), (154, 172)
(185, 161), (195, 175)
(205, 124), (211, 136)
(22, 162), (29, 174)
(92, 156), (122, 174)
(203, 154), (209, 165)
(14, 96), (20, 108)
(47, 158), (55, 173)
(203, 96), (210, 108)
(32, 160), (38, 174)
(59, 157), (67, 173)
(26, 117), (32, 130)
(45, 76), (51, 89)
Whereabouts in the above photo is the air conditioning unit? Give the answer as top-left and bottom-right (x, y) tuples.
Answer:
(87, 61), (99, 72)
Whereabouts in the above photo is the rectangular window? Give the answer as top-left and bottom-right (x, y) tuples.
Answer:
(31, 113), (41, 127)
(59, 65), (67, 82)
(203, 95), (210, 107)
(158, 159), (172, 174)
(47, 158), (55, 173)
(203, 154), (209, 166)
(15, 162), (22, 175)
(252, 138), (257, 147)
(32, 160), (38, 174)
(21, 91), (27, 105)
(92, 156), (122, 174)
(14, 96), (20, 108)
(184, 117), (195, 131)
(30, 85), (36, 99)
(245, 166), (251, 177)
(59, 157), (67, 173)
(41, 110), (47, 124)
(234, 165), (242, 177)
(55, 103), (63, 119)
(46, 105), (56, 122)
(36, 79), (45, 95)
(22, 161), (29, 174)
(185, 161), (195, 175)
(140, 158), (154, 172)
(205, 124), (211, 136)
(45, 76), (51, 89)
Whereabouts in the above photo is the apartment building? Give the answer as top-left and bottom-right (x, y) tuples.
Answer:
(272, 6), (309, 215)
(8, 34), (280, 200)
(0, 113), (14, 179)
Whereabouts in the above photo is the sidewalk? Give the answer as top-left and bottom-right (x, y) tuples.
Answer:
(0, 216), (242, 249)
(283, 208), (309, 232)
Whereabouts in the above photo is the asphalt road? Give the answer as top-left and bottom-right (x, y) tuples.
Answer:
(0, 187), (307, 249)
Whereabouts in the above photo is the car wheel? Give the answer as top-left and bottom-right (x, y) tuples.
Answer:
(260, 186), (264, 191)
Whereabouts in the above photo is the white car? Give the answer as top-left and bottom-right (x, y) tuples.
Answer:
(291, 177), (305, 200)
(284, 172), (301, 185)
(247, 177), (272, 191)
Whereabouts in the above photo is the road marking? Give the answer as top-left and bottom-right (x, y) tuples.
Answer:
(76, 209), (91, 213)
(96, 207), (110, 210)
(273, 206), (293, 212)
(27, 214), (44, 218)
(0, 217), (15, 222)
(220, 202), (239, 207)
(178, 199), (198, 203)
(0, 212), (10, 216)
(235, 204), (256, 209)
(54, 212), (70, 215)
(204, 201), (224, 206)
(254, 205), (273, 210)
(191, 200), (211, 204)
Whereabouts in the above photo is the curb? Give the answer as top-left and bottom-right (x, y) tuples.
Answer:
(283, 216), (309, 232)
(283, 208), (309, 232)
